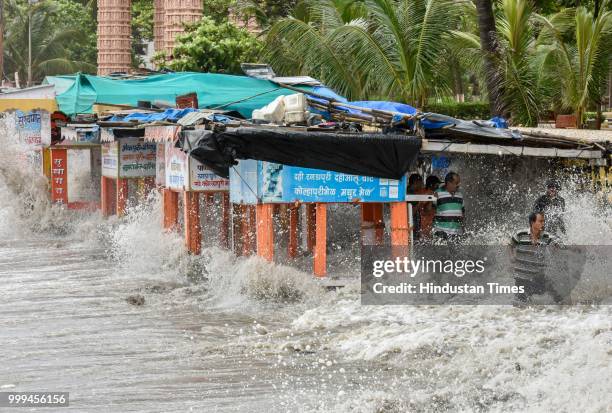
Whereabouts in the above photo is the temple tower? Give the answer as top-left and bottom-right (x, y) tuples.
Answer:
(97, 0), (132, 75)
(154, 0), (165, 52)
(162, 0), (203, 56)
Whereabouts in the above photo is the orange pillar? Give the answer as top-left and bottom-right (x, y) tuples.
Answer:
(116, 178), (129, 217)
(221, 193), (230, 249)
(163, 189), (179, 230)
(101, 177), (117, 217)
(288, 204), (299, 258)
(256, 204), (274, 262)
(183, 191), (202, 255)
(313, 203), (327, 277)
(306, 203), (316, 253)
(390, 202), (410, 257)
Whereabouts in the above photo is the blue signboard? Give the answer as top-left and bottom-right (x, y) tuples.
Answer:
(230, 160), (406, 204)
(229, 159), (259, 204)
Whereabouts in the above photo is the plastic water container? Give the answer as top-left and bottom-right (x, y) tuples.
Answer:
(284, 93), (307, 113)
(285, 110), (309, 124)
(252, 96), (286, 124)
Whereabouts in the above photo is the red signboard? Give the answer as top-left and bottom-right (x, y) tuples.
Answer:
(50, 148), (68, 204)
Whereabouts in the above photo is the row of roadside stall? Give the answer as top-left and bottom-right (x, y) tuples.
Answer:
(57, 106), (416, 278)
(1, 71), (610, 278)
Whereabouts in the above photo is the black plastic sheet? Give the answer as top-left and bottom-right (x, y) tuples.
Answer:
(181, 128), (422, 179)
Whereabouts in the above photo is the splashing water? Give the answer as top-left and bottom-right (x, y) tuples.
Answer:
(1, 138), (610, 412)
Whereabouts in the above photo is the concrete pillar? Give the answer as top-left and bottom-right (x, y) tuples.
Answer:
(390, 202), (410, 257)
(256, 204), (274, 262)
(101, 176), (114, 217)
(183, 192), (201, 255)
(163, 189), (179, 230)
(313, 203), (327, 277)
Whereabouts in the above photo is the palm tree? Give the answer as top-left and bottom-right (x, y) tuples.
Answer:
(537, 3), (612, 127)
(264, 0), (461, 106)
(3, 0), (95, 86)
(496, 0), (541, 126)
(451, 0), (545, 126)
(264, 0), (368, 100)
(474, 0), (504, 115)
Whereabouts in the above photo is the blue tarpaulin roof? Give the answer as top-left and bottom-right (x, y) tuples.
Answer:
(109, 108), (198, 123)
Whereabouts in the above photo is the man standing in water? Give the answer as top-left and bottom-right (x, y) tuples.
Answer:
(433, 172), (465, 241)
(511, 212), (562, 303)
(534, 180), (566, 235)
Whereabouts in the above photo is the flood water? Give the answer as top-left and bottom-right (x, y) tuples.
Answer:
(1, 159), (611, 412)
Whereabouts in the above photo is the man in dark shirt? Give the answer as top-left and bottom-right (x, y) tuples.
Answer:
(511, 212), (561, 303)
(533, 180), (566, 235)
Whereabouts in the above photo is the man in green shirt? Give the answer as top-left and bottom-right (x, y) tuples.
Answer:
(433, 172), (465, 241)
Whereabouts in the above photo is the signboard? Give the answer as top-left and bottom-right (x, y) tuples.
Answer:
(101, 142), (119, 178)
(230, 160), (407, 204)
(164, 143), (228, 192)
(118, 139), (156, 178)
(50, 149), (68, 204)
(165, 143), (188, 190)
(16, 110), (51, 148)
(229, 160), (258, 204)
(189, 161), (229, 192)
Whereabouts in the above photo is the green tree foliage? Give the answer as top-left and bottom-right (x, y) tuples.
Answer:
(50, 0), (97, 69)
(450, 0), (611, 126)
(537, 4), (612, 126)
(160, 16), (262, 74)
(132, 0), (154, 42)
(132, 0), (154, 66)
(265, 0), (461, 105)
(235, 0), (297, 29)
(3, 0), (96, 85)
(204, 0), (238, 22)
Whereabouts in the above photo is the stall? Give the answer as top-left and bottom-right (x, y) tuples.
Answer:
(230, 160), (410, 277)
(49, 123), (101, 209)
(100, 127), (156, 217)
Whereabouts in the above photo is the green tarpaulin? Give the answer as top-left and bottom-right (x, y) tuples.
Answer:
(44, 72), (305, 118)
